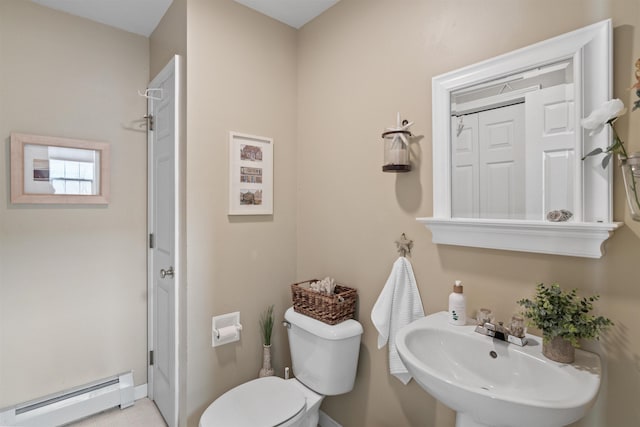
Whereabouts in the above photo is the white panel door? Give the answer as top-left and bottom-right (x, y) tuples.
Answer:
(451, 114), (480, 217)
(525, 84), (576, 220)
(148, 56), (179, 427)
(478, 104), (525, 219)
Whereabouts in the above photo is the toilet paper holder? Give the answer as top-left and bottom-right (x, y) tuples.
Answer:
(212, 312), (243, 347)
(214, 323), (243, 339)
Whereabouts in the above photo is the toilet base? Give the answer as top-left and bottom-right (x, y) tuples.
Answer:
(288, 379), (324, 427)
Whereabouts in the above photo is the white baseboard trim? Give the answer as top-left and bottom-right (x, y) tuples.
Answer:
(0, 373), (140, 427)
(134, 383), (148, 401)
(319, 410), (342, 427)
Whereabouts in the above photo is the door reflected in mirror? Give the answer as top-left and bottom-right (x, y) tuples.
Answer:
(450, 59), (576, 220)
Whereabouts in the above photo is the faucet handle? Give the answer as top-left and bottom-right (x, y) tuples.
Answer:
(476, 308), (493, 326)
(509, 315), (525, 338)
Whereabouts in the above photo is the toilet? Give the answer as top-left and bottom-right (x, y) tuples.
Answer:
(199, 307), (363, 427)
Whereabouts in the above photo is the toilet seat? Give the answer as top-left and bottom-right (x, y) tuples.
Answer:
(199, 376), (306, 427)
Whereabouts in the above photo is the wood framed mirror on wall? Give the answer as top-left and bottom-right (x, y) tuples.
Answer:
(10, 133), (110, 204)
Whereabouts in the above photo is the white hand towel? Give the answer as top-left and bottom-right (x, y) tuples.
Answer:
(371, 257), (425, 384)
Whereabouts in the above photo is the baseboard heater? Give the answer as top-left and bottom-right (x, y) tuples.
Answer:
(0, 371), (135, 427)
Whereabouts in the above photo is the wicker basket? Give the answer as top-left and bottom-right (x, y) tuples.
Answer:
(291, 279), (357, 325)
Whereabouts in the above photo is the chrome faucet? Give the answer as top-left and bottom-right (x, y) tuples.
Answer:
(475, 320), (528, 346)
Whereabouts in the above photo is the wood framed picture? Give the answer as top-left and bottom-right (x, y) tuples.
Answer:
(10, 133), (110, 204)
(228, 131), (273, 215)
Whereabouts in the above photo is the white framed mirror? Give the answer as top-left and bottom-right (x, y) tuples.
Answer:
(418, 20), (621, 258)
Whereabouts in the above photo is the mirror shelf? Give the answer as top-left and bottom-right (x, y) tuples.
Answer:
(417, 217), (621, 258)
(420, 19), (621, 258)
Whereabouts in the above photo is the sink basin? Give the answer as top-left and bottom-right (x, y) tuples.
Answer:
(395, 312), (601, 427)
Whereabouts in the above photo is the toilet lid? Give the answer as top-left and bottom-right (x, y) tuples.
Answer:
(200, 376), (306, 427)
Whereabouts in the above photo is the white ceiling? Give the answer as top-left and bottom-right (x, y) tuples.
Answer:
(31, 0), (174, 37)
(233, 0), (339, 29)
(30, 0), (339, 37)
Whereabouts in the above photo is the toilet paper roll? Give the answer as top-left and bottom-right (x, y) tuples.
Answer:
(216, 325), (238, 341)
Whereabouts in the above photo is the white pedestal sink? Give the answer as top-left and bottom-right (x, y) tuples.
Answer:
(395, 312), (601, 427)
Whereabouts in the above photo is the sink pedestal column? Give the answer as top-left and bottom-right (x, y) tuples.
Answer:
(456, 413), (490, 427)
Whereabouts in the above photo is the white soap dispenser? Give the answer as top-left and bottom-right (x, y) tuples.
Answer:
(448, 280), (466, 325)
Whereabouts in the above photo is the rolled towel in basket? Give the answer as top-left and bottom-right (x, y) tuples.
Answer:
(310, 277), (337, 295)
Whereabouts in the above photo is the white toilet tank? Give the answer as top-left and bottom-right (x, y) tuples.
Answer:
(284, 307), (363, 396)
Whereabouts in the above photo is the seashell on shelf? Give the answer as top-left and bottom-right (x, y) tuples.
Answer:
(546, 209), (573, 222)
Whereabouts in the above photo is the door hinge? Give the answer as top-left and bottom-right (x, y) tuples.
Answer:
(149, 233), (155, 249)
(144, 114), (155, 131)
(149, 350), (154, 366)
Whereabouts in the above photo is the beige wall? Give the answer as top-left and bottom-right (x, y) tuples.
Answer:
(0, 1), (149, 407)
(150, 0), (187, 79)
(297, 0), (640, 426)
(184, 1), (298, 426)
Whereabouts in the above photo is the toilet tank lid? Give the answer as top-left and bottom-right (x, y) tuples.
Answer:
(285, 307), (363, 340)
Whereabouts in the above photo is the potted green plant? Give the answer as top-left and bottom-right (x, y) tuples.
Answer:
(517, 283), (612, 363)
(258, 304), (275, 377)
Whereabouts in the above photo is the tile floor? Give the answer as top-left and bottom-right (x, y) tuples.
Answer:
(66, 398), (166, 427)
(65, 398), (323, 427)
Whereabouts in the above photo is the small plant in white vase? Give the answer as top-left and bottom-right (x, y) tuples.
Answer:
(517, 283), (612, 363)
(259, 304), (275, 377)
